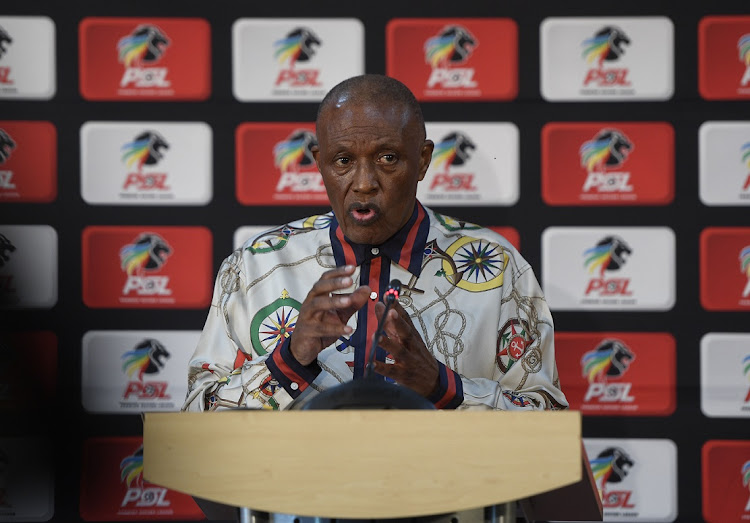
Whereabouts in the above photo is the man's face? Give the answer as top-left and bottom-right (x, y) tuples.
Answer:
(313, 100), (433, 245)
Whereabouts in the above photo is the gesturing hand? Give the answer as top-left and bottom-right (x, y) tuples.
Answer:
(289, 265), (371, 366)
(371, 300), (440, 397)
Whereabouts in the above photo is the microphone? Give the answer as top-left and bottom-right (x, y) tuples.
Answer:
(364, 279), (401, 379)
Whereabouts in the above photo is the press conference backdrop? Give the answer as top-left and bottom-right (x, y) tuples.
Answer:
(0, 1), (749, 522)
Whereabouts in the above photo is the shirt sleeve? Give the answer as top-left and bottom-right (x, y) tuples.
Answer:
(459, 259), (569, 411)
(181, 251), (317, 411)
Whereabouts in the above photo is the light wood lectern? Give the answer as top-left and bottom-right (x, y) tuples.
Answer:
(143, 410), (602, 523)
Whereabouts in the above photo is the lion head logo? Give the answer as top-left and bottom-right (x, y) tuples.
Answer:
(591, 447), (634, 488)
(274, 27), (322, 66)
(0, 26), (11, 60)
(580, 129), (633, 172)
(117, 25), (170, 67)
(121, 338), (170, 381)
(273, 130), (318, 172)
(431, 132), (476, 172)
(120, 445), (144, 489)
(119, 233), (172, 276)
(121, 131), (169, 171)
(582, 339), (636, 383)
(425, 25), (477, 68)
(584, 235), (633, 275)
(0, 233), (15, 269)
(582, 26), (631, 66)
(0, 129), (16, 164)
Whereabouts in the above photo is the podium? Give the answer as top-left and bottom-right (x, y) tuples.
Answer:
(143, 410), (602, 522)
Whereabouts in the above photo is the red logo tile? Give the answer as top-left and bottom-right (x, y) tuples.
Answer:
(555, 332), (676, 416)
(82, 226), (212, 309)
(702, 440), (750, 522)
(79, 17), (211, 101)
(542, 122), (674, 206)
(0, 121), (56, 202)
(80, 437), (204, 521)
(699, 16), (750, 100)
(700, 227), (750, 311)
(236, 122), (330, 206)
(386, 18), (517, 101)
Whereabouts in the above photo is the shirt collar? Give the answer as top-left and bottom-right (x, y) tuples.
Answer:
(329, 201), (430, 278)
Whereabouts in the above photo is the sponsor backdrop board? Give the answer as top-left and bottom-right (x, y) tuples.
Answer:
(81, 330), (200, 414)
(540, 17), (674, 101)
(232, 18), (364, 102)
(0, 16), (56, 99)
(80, 121), (212, 205)
(0, 3), (748, 522)
(541, 226), (675, 311)
(700, 333), (750, 418)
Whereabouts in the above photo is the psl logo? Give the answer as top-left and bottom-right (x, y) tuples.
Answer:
(0, 26), (12, 86)
(0, 129), (16, 191)
(741, 143), (750, 192)
(121, 131), (170, 191)
(579, 129), (634, 193)
(583, 236), (633, 296)
(582, 340), (636, 403)
(742, 460), (750, 511)
(120, 446), (170, 508)
(424, 25), (478, 89)
(121, 339), (171, 400)
(590, 447), (636, 509)
(119, 233), (173, 296)
(273, 130), (324, 193)
(739, 34), (750, 87)
(273, 27), (322, 87)
(741, 246), (750, 298)
(117, 25), (171, 88)
(581, 26), (632, 88)
(429, 132), (477, 191)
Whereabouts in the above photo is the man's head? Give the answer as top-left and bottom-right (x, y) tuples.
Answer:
(313, 74), (433, 246)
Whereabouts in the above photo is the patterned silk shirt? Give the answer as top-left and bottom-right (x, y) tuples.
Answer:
(182, 203), (568, 411)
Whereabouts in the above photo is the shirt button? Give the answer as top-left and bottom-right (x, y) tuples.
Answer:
(369, 291), (378, 300)
(290, 382), (299, 391)
(371, 247), (379, 255)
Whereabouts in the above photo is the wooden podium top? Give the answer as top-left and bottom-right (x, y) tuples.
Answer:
(144, 410), (598, 520)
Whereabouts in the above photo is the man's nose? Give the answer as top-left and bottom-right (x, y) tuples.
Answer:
(351, 162), (378, 193)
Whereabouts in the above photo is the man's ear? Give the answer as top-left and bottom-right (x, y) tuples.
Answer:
(418, 139), (434, 181)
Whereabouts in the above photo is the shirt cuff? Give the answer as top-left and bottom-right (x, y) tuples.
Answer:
(266, 336), (322, 399)
(427, 362), (464, 409)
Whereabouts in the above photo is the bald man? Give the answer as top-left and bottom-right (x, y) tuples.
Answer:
(183, 74), (567, 411)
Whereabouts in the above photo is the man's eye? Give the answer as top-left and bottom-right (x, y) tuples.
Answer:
(380, 154), (397, 164)
(334, 157), (350, 166)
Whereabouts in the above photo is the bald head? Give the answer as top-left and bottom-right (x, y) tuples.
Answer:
(316, 74), (426, 141)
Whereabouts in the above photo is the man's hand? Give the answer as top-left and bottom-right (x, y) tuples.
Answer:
(371, 301), (440, 397)
(290, 265), (371, 366)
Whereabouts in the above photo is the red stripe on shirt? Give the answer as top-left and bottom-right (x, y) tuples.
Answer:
(364, 256), (382, 368)
(399, 203), (425, 266)
(335, 226), (357, 266)
(434, 368), (458, 409)
(271, 347), (308, 389)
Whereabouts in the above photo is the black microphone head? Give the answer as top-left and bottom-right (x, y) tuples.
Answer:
(384, 279), (402, 303)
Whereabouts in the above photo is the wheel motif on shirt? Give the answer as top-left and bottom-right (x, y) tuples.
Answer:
(250, 290), (301, 355)
(247, 226), (292, 254)
(302, 214), (333, 229)
(442, 237), (507, 292)
(496, 318), (535, 373)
